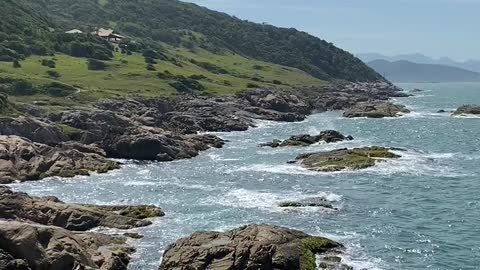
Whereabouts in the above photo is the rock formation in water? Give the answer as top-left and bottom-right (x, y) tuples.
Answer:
(0, 186), (164, 230)
(0, 135), (119, 184)
(278, 197), (337, 210)
(453, 105), (480, 115)
(0, 186), (164, 269)
(343, 101), (410, 118)
(0, 220), (133, 270)
(259, 130), (353, 148)
(159, 224), (350, 270)
(0, 82), (403, 183)
(295, 146), (401, 172)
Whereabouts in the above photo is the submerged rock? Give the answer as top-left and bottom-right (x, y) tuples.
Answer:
(453, 105), (480, 115)
(295, 146), (400, 172)
(0, 186), (164, 231)
(260, 130), (353, 148)
(0, 135), (119, 184)
(159, 224), (346, 270)
(279, 197), (336, 210)
(0, 220), (133, 270)
(343, 101), (410, 118)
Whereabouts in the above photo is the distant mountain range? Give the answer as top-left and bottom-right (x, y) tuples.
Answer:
(367, 60), (480, 83)
(357, 53), (480, 73)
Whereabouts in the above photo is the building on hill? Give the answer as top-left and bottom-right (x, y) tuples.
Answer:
(65, 29), (83, 34)
(92, 28), (125, 43)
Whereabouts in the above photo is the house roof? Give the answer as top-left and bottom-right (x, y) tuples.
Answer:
(96, 28), (114, 37)
(65, 29), (83, 34)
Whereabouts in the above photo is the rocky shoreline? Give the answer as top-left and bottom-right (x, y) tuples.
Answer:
(0, 81), (405, 269)
(0, 81), (403, 182)
(0, 186), (164, 269)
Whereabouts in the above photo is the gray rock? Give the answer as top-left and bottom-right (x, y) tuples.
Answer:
(343, 101), (410, 118)
(0, 135), (119, 183)
(159, 224), (344, 270)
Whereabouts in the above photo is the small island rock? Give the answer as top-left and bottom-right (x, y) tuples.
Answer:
(159, 224), (348, 270)
(295, 146), (400, 172)
(343, 101), (410, 118)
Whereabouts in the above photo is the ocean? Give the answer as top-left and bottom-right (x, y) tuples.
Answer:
(10, 82), (480, 269)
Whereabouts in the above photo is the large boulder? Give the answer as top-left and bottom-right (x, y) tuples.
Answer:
(453, 105), (480, 115)
(239, 89), (311, 115)
(159, 224), (349, 270)
(0, 135), (119, 183)
(260, 130), (353, 148)
(295, 146), (400, 172)
(0, 186), (164, 231)
(103, 130), (224, 161)
(0, 220), (133, 270)
(343, 101), (410, 118)
(0, 117), (67, 145)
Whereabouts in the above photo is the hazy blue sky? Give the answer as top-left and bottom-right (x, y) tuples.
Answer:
(185, 0), (478, 61)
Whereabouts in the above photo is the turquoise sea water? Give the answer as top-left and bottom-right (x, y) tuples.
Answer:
(10, 83), (480, 269)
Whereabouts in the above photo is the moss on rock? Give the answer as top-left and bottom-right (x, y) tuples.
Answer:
(296, 146), (400, 172)
(300, 237), (341, 270)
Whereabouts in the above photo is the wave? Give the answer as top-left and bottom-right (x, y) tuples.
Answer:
(201, 188), (342, 212)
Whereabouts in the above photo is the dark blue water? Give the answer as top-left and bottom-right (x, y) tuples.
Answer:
(10, 83), (480, 269)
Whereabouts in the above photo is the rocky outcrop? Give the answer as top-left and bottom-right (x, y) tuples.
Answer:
(0, 117), (67, 145)
(343, 101), (410, 118)
(279, 197), (336, 210)
(0, 186), (164, 231)
(453, 105), (480, 115)
(0, 136), (119, 184)
(295, 146), (400, 172)
(260, 130), (353, 148)
(159, 224), (349, 270)
(103, 129), (224, 161)
(0, 220), (133, 270)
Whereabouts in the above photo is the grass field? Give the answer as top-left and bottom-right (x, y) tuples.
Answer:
(0, 45), (326, 111)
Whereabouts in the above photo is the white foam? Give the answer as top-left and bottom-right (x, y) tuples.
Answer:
(226, 164), (320, 176)
(201, 188), (342, 212)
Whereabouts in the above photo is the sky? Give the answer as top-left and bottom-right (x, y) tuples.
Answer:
(185, 0), (479, 61)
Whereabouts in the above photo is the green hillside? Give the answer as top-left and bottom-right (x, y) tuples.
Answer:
(0, 0), (384, 112)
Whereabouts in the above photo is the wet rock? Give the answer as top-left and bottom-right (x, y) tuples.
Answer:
(343, 101), (410, 118)
(0, 135), (119, 184)
(409, 88), (424, 93)
(0, 185), (164, 231)
(103, 130), (224, 161)
(295, 146), (400, 172)
(260, 130), (353, 148)
(437, 109), (447, 113)
(453, 105), (480, 115)
(279, 197), (336, 210)
(0, 220), (133, 270)
(159, 224), (344, 270)
(0, 117), (67, 145)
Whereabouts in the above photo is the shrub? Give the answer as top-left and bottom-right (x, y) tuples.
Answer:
(144, 57), (157, 64)
(247, 83), (259, 88)
(43, 82), (76, 97)
(87, 58), (108, 70)
(157, 71), (173, 79)
(272, 80), (282, 85)
(46, 70), (60, 79)
(146, 64), (156, 71)
(188, 74), (207, 80)
(142, 49), (158, 59)
(190, 59), (228, 74)
(0, 55), (15, 62)
(169, 77), (204, 92)
(41, 59), (56, 68)
(11, 80), (38, 96)
(12, 60), (21, 68)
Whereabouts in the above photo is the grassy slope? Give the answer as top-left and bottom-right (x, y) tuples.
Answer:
(0, 45), (325, 111)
